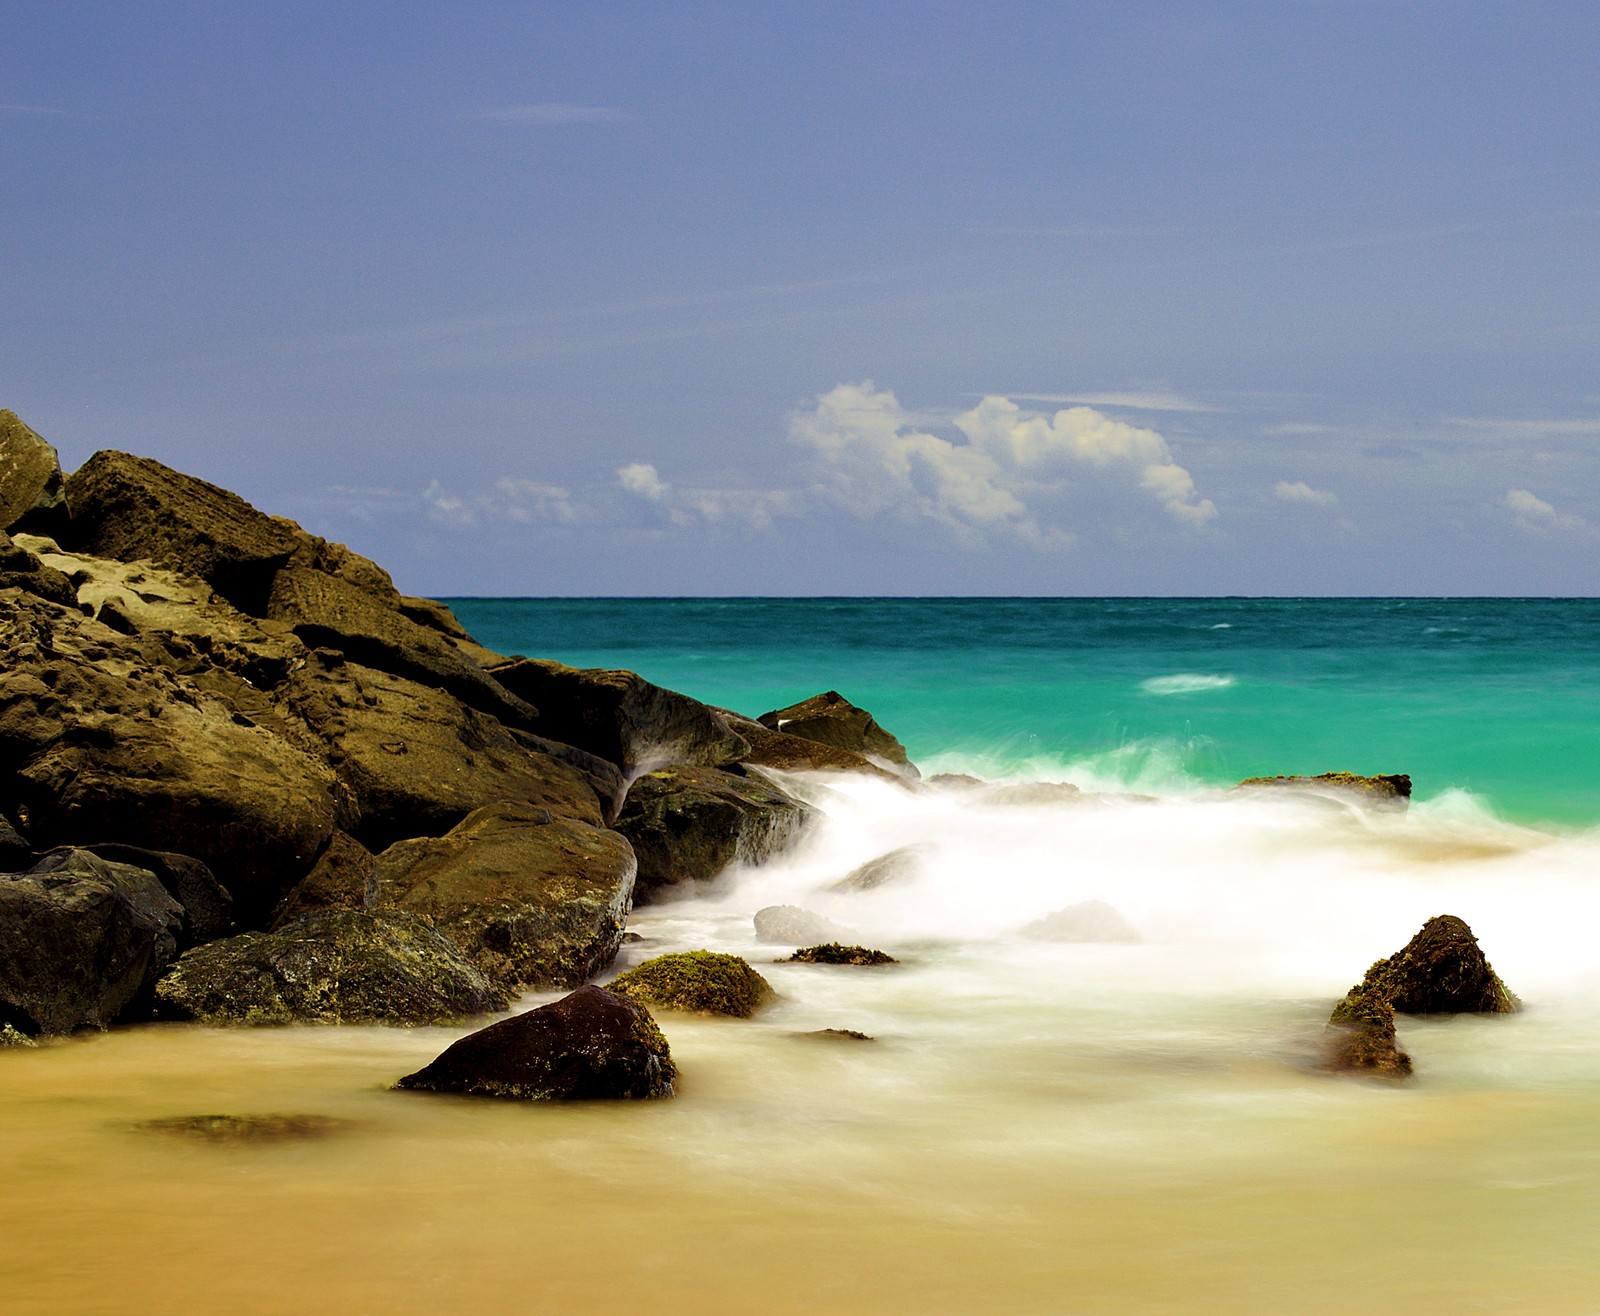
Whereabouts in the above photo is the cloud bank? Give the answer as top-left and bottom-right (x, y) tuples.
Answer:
(1504, 488), (1584, 532)
(1274, 480), (1338, 506)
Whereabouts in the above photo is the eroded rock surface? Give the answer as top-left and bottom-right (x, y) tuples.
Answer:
(757, 691), (917, 778)
(0, 410), (66, 533)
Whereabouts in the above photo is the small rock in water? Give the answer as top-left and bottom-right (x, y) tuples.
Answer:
(135, 1113), (354, 1143)
(607, 950), (774, 1017)
(1020, 900), (1141, 944)
(753, 904), (852, 945)
(786, 943), (897, 966)
(800, 1028), (875, 1043)
(1323, 986), (1413, 1079)
(827, 844), (932, 894)
(1235, 771), (1412, 811)
(396, 984), (676, 1101)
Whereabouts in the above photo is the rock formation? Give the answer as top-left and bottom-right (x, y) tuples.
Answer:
(607, 950), (775, 1017)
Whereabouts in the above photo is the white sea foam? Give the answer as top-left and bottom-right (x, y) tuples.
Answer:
(1140, 673), (1236, 695)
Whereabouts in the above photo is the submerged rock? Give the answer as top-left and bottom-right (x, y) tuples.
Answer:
(615, 765), (811, 902)
(1323, 983), (1413, 1079)
(154, 908), (505, 1026)
(134, 1113), (355, 1143)
(1020, 900), (1141, 944)
(828, 844), (931, 894)
(786, 943), (897, 966)
(368, 802), (635, 991)
(0, 848), (183, 1035)
(801, 1027), (875, 1043)
(1324, 914), (1513, 1080)
(753, 904), (853, 945)
(607, 950), (775, 1017)
(1235, 771), (1412, 809)
(396, 984), (676, 1101)
(757, 691), (918, 778)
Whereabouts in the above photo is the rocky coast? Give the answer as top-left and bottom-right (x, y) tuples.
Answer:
(1, 408), (1514, 1096)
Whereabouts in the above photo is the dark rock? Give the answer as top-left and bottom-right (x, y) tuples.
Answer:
(1, 1022), (38, 1046)
(0, 848), (184, 1034)
(510, 730), (629, 826)
(606, 950), (774, 1017)
(277, 650), (602, 851)
(1020, 900), (1141, 943)
(1236, 771), (1412, 809)
(828, 844), (931, 894)
(0, 813), (29, 868)
(1340, 914), (1518, 1017)
(265, 566), (537, 728)
(396, 984), (676, 1101)
(269, 830), (375, 930)
(0, 593), (339, 922)
(0, 531), (77, 605)
(787, 943), (896, 966)
(753, 904), (854, 945)
(63, 451), (304, 615)
(802, 1028), (874, 1043)
(615, 765), (812, 903)
(1323, 983), (1413, 1079)
(489, 658), (748, 776)
(718, 708), (905, 782)
(80, 843), (234, 946)
(134, 1113), (355, 1142)
(0, 410), (66, 533)
(757, 691), (917, 778)
(369, 802), (636, 991)
(154, 909), (505, 1026)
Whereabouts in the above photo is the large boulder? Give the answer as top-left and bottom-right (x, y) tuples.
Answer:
(63, 450), (304, 615)
(1235, 771), (1412, 810)
(265, 566), (537, 728)
(396, 984), (675, 1101)
(79, 843), (234, 946)
(607, 950), (774, 1017)
(277, 650), (601, 851)
(368, 802), (636, 990)
(154, 908), (505, 1026)
(0, 594), (339, 922)
(0, 848), (184, 1035)
(0, 410), (66, 533)
(614, 765), (812, 902)
(757, 691), (917, 778)
(752, 904), (854, 945)
(490, 659), (749, 777)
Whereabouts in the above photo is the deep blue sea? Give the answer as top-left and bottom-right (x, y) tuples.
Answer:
(448, 597), (1600, 829)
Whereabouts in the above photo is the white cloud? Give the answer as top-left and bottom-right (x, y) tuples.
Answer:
(787, 382), (1214, 542)
(615, 464), (793, 530)
(1504, 488), (1584, 532)
(1274, 480), (1338, 506)
(471, 104), (628, 125)
(424, 477), (579, 527)
(1003, 390), (1217, 413)
(617, 462), (669, 500)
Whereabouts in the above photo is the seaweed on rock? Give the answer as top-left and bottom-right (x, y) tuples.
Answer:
(607, 950), (775, 1017)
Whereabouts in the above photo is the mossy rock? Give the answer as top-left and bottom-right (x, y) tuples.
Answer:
(1236, 771), (1411, 809)
(1341, 914), (1518, 1016)
(786, 943), (897, 966)
(1324, 982), (1412, 1078)
(1, 1023), (38, 1047)
(606, 950), (774, 1017)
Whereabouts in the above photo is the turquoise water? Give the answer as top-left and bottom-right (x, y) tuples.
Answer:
(450, 598), (1600, 828)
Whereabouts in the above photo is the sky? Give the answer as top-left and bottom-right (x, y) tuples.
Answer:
(3, 1), (1598, 595)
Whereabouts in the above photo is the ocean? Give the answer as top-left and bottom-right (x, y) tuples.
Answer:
(9, 597), (1600, 1313)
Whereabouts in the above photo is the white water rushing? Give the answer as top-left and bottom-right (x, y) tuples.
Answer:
(10, 770), (1600, 1312)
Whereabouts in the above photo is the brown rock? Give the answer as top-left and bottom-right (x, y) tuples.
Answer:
(757, 690), (917, 778)
(0, 410), (66, 533)
(369, 802), (636, 990)
(269, 830), (376, 930)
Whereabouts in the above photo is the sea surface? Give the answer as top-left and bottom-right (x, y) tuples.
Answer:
(7, 597), (1600, 1313)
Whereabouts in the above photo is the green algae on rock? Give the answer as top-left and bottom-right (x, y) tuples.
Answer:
(1342, 914), (1518, 1017)
(1235, 771), (1412, 809)
(786, 943), (897, 966)
(1323, 980), (1413, 1079)
(396, 984), (675, 1101)
(154, 908), (506, 1026)
(607, 950), (775, 1017)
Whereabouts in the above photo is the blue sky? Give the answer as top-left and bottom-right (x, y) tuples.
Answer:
(4, 1), (1597, 594)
